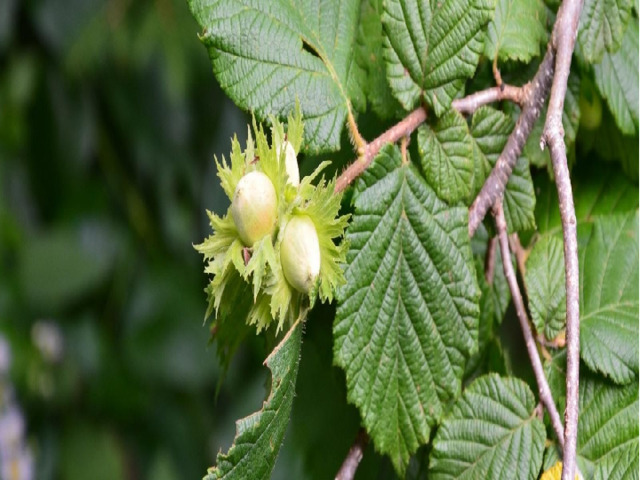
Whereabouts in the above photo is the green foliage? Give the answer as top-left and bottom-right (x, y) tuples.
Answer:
(429, 374), (546, 479)
(525, 235), (566, 340)
(204, 319), (304, 480)
(356, 0), (403, 119)
(382, 0), (496, 115)
(187, 1), (638, 477)
(577, 0), (633, 64)
(187, 0), (365, 153)
(534, 161), (639, 243)
(579, 212), (639, 384)
(593, 17), (639, 135)
(590, 105), (639, 180)
(484, 0), (548, 63)
(5, 0), (638, 478)
(418, 110), (474, 204)
(547, 360), (639, 480)
(334, 145), (479, 475)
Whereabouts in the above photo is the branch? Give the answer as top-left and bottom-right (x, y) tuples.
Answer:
(451, 84), (525, 115)
(493, 202), (565, 448)
(335, 429), (369, 480)
(541, 2), (584, 479)
(335, 107), (427, 193)
(335, 84), (528, 194)
(468, 48), (556, 236)
(508, 233), (528, 279)
(484, 236), (497, 285)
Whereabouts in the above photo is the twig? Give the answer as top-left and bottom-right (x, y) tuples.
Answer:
(335, 429), (369, 480)
(537, 331), (566, 349)
(492, 57), (504, 87)
(508, 233), (528, 279)
(452, 84), (525, 115)
(468, 47), (556, 236)
(335, 83), (528, 194)
(346, 105), (367, 154)
(484, 236), (497, 285)
(493, 202), (565, 448)
(335, 107), (427, 193)
(400, 135), (410, 164)
(541, 2), (584, 479)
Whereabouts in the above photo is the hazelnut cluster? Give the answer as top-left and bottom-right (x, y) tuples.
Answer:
(196, 107), (349, 332)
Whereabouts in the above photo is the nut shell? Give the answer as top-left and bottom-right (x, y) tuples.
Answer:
(280, 215), (321, 293)
(276, 141), (300, 187)
(231, 171), (277, 246)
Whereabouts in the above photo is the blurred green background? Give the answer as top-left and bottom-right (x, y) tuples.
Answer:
(0, 1), (385, 478)
(0, 1), (357, 478)
(0, 0), (248, 478)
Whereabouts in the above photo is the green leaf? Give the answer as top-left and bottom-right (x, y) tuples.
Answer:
(355, 0), (403, 119)
(484, 0), (548, 63)
(577, 373), (638, 478)
(382, 0), (496, 115)
(204, 319), (304, 480)
(525, 235), (566, 340)
(470, 106), (536, 232)
(429, 374), (546, 480)
(417, 110), (474, 204)
(334, 144), (479, 475)
(593, 18), (639, 135)
(545, 356), (639, 479)
(577, 0), (633, 64)
(579, 212), (639, 384)
(593, 441), (639, 480)
(187, 0), (365, 153)
(287, 307), (377, 479)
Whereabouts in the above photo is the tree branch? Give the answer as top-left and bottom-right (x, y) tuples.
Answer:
(493, 202), (565, 448)
(335, 429), (369, 480)
(452, 84), (525, 115)
(468, 48), (556, 236)
(541, 2), (584, 479)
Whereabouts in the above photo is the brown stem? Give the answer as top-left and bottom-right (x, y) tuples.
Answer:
(452, 84), (525, 115)
(492, 57), (504, 87)
(468, 47), (556, 236)
(335, 429), (369, 480)
(537, 331), (566, 349)
(541, 1), (584, 478)
(508, 233), (528, 279)
(400, 135), (410, 164)
(493, 202), (565, 448)
(485, 236), (497, 285)
(335, 107), (427, 193)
